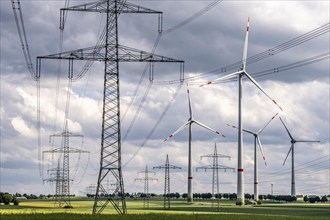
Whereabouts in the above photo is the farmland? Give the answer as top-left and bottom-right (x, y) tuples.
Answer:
(1, 198), (329, 220)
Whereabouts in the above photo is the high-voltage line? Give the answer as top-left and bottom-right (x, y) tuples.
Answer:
(36, 0), (184, 215)
(135, 165), (158, 209)
(196, 143), (234, 210)
(153, 154), (181, 209)
(42, 121), (89, 207)
(122, 84), (183, 167)
(154, 22), (330, 85)
(121, 0), (221, 124)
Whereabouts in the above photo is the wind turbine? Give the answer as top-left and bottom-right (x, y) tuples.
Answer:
(279, 117), (320, 197)
(227, 112), (278, 202)
(201, 17), (283, 205)
(164, 84), (225, 203)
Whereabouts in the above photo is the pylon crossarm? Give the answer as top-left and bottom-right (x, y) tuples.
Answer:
(60, 0), (162, 14)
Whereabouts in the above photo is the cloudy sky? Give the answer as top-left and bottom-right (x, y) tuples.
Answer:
(0, 0), (329, 198)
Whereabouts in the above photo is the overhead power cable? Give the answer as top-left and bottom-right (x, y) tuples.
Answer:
(123, 84), (183, 167)
(154, 22), (330, 85)
(11, 0), (36, 80)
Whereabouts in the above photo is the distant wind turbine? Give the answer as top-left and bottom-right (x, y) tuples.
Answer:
(164, 84), (225, 203)
(279, 117), (320, 197)
(227, 112), (278, 202)
(201, 17), (283, 205)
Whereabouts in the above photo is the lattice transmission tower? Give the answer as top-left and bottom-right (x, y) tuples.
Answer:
(196, 143), (234, 210)
(36, 0), (184, 214)
(43, 159), (63, 206)
(135, 165), (158, 209)
(42, 121), (89, 207)
(153, 154), (181, 209)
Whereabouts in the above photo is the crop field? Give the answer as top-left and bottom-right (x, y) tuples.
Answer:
(1, 198), (329, 220)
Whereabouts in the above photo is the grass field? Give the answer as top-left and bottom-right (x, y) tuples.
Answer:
(1, 198), (329, 220)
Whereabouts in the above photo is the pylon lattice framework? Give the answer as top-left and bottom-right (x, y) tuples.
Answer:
(196, 143), (235, 210)
(36, 0), (184, 214)
(153, 154), (181, 209)
(42, 122), (89, 207)
(135, 165), (158, 209)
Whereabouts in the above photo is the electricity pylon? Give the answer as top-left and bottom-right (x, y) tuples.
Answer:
(36, 0), (184, 214)
(42, 121), (89, 207)
(135, 165), (158, 209)
(43, 159), (63, 206)
(196, 143), (234, 211)
(153, 154), (181, 209)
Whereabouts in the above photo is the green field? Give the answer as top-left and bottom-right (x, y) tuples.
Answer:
(1, 198), (329, 220)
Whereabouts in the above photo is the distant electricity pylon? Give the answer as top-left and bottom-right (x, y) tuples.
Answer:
(43, 159), (64, 206)
(196, 143), (234, 210)
(153, 154), (181, 209)
(135, 165), (158, 209)
(42, 121), (89, 207)
(36, 0), (184, 214)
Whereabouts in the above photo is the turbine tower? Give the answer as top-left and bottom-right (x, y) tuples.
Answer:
(153, 154), (181, 209)
(36, 0), (184, 214)
(279, 117), (320, 196)
(164, 84), (225, 203)
(201, 17), (283, 205)
(227, 113), (278, 202)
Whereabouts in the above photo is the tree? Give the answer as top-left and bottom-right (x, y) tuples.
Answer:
(303, 195), (309, 203)
(245, 193), (252, 200)
(3, 194), (13, 205)
(321, 195), (328, 203)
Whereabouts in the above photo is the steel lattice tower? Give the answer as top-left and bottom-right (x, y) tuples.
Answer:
(135, 165), (158, 209)
(43, 121), (88, 207)
(37, 0), (184, 214)
(153, 154), (181, 209)
(196, 143), (234, 210)
(43, 159), (62, 206)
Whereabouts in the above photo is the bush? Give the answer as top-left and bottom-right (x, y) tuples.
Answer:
(63, 205), (73, 209)
(12, 198), (20, 206)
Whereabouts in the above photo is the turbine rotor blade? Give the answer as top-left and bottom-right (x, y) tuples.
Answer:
(164, 121), (190, 142)
(194, 120), (225, 137)
(242, 17), (250, 71)
(283, 143), (293, 165)
(244, 71), (283, 111)
(186, 84), (193, 118)
(256, 136), (267, 166)
(258, 112), (279, 134)
(279, 117), (294, 140)
(295, 140), (320, 143)
(199, 71), (241, 87)
(226, 123), (255, 135)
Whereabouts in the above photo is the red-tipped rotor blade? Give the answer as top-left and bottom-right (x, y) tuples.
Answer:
(186, 84), (193, 118)
(194, 120), (225, 137)
(258, 112), (279, 134)
(244, 71), (283, 111)
(199, 71), (241, 87)
(256, 136), (267, 166)
(164, 121), (190, 142)
(226, 123), (255, 135)
(242, 17), (250, 71)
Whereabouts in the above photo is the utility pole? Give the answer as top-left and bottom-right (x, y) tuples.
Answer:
(36, 0), (184, 214)
(135, 165), (158, 209)
(196, 143), (234, 211)
(42, 121), (89, 207)
(153, 154), (181, 209)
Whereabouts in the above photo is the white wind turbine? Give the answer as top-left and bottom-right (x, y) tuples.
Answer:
(227, 112), (278, 202)
(201, 17), (283, 205)
(279, 117), (320, 197)
(164, 84), (225, 203)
